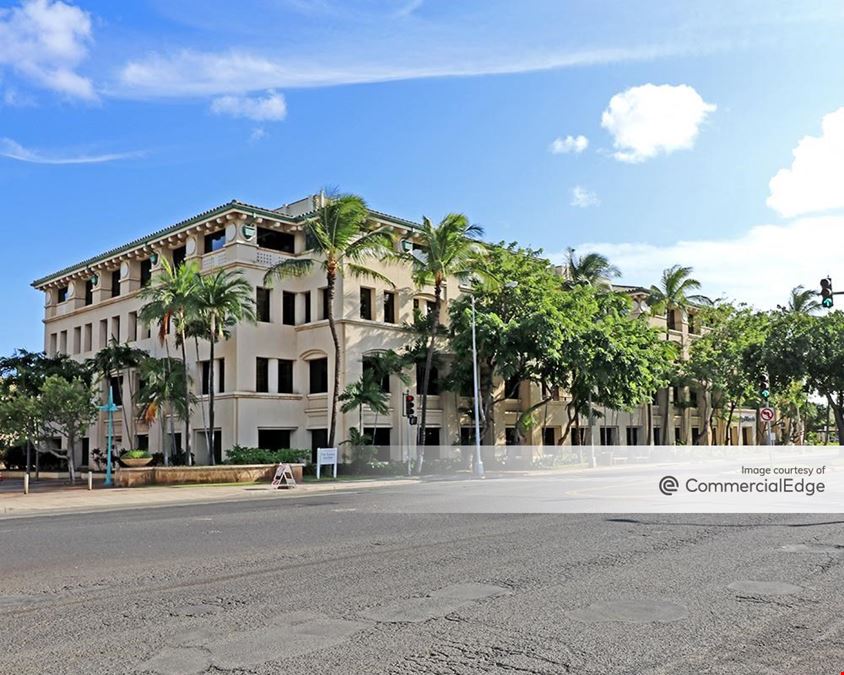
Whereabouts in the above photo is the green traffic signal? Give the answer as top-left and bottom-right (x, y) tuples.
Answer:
(820, 277), (833, 308)
(760, 389), (770, 399)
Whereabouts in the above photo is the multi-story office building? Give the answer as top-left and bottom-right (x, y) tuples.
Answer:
(32, 194), (758, 467)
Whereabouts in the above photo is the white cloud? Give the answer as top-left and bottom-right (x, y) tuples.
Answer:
(560, 216), (843, 309)
(570, 186), (599, 208)
(249, 127), (267, 143)
(0, 137), (144, 164)
(550, 135), (589, 154)
(0, 0), (95, 100)
(210, 90), (287, 121)
(600, 84), (716, 163)
(767, 107), (844, 218)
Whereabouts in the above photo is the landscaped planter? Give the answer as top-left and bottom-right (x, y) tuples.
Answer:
(114, 463), (305, 488)
(120, 457), (153, 468)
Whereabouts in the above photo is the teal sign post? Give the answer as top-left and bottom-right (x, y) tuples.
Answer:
(100, 388), (119, 487)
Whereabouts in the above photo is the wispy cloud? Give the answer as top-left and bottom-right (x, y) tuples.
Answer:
(0, 138), (145, 164)
(550, 135), (588, 154)
(570, 185), (599, 208)
(211, 90), (287, 121)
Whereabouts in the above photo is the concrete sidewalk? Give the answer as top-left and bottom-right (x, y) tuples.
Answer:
(0, 476), (422, 519)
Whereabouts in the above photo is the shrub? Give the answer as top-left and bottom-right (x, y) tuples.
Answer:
(121, 449), (151, 459)
(224, 445), (310, 465)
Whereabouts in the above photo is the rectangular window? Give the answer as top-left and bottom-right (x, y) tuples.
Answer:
(383, 291), (396, 324)
(692, 428), (701, 445)
(672, 386), (680, 404)
(689, 389), (699, 407)
(423, 428), (441, 448)
(675, 427), (682, 444)
(505, 428), (517, 446)
(59, 331), (68, 354)
(99, 319), (108, 348)
(667, 310), (677, 331)
(201, 359), (225, 394)
(172, 245), (187, 269)
(416, 362), (440, 395)
(256, 287), (271, 323)
(360, 287), (373, 320)
(543, 427), (556, 446)
(363, 357), (390, 393)
(111, 269), (121, 298)
(57, 286), (68, 303)
(81, 438), (90, 467)
(258, 429), (291, 451)
(653, 428), (662, 446)
(84, 324), (93, 352)
(310, 429), (328, 462)
(204, 230), (226, 253)
(571, 428), (588, 446)
(282, 291), (296, 325)
(278, 359), (294, 393)
(128, 312), (138, 342)
(49, 333), (58, 356)
(257, 227), (295, 253)
(140, 259), (153, 287)
(460, 427), (474, 445)
(309, 358), (328, 394)
(72, 326), (81, 354)
(320, 288), (329, 320)
(111, 316), (120, 342)
(505, 376), (520, 400)
(600, 427), (616, 446)
(256, 357), (269, 393)
(626, 427), (640, 446)
(109, 376), (123, 406)
(136, 434), (149, 451)
(84, 279), (94, 306)
(303, 291), (312, 323)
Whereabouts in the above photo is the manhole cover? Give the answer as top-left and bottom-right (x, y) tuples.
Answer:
(569, 599), (688, 623)
(728, 580), (802, 595)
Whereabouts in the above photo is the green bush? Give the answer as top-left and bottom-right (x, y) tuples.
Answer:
(224, 446), (310, 465)
(121, 449), (151, 459)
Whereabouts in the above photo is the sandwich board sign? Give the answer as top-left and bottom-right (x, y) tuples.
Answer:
(316, 447), (338, 479)
(271, 463), (296, 489)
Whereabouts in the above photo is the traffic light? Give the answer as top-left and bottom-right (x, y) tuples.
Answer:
(821, 277), (834, 308)
(404, 393), (415, 417)
(759, 373), (770, 400)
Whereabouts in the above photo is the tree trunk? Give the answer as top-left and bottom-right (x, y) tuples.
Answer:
(208, 322), (217, 466)
(195, 335), (212, 457)
(646, 402), (654, 445)
(827, 394), (844, 446)
(179, 333), (192, 465)
(417, 281), (443, 471)
(326, 268), (341, 448)
(67, 434), (77, 484)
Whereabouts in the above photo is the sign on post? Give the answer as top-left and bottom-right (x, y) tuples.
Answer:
(271, 463), (296, 489)
(316, 447), (338, 479)
(759, 407), (775, 423)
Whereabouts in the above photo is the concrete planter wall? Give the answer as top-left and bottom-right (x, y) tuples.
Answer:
(114, 463), (305, 488)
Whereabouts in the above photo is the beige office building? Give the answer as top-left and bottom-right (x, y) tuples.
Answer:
(32, 194), (757, 467)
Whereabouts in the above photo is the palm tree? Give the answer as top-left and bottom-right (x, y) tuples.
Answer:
(564, 248), (621, 289)
(263, 193), (395, 447)
(647, 265), (711, 445)
(136, 357), (192, 466)
(785, 285), (820, 314)
(139, 259), (201, 464)
(406, 214), (489, 458)
(362, 349), (410, 435)
(193, 268), (256, 464)
(87, 339), (146, 446)
(339, 370), (390, 434)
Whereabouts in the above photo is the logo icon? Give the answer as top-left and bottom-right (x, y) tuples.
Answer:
(659, 475), (679, 496)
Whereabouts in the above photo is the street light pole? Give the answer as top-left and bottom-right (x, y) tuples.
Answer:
(100, 387), (118, 487)
(471, 294), (484, 478)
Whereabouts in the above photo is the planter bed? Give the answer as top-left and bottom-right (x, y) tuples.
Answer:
(114, 463), (305, 488)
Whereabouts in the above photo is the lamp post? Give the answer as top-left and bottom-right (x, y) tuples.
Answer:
(100, 387), (118, 487)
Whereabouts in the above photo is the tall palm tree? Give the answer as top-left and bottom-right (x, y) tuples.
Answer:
(406, 214), (489, 456)
(647, 265), (711, 445)
(785, 285), (820, 314)
(339, 371), (390, 434)
(87, 339), (146, 446)
(263, 193), (395, 448)
(193, 268), (256, 464)
(139, 259), (201, 464)
(564, 248), (621, 289)
(136, 357), (192, 466)
(363, 350), (410, 433)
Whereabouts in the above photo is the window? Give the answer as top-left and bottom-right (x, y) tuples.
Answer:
(505, 428), (517, 446)
(136, 434), (149, 451)
(278, 360), (294, 393)
(416, 363), (440, 395)
(460, 427), (474, 445)
(72, 327), (81, 355)
(360, 287), (373, 320)
(128, 312), (138, 342)
(671, 386), (680, 404)
(84, 324), (92, 353)
(111, 316), (120, 342)
(422, 428), (440, 448)
(320, 288), (329, 320)
(57, 286), (68, 303)
(689, 389), (699, 408)
(309, 358), (328, 394)
(99, 320), (108, 349)
(49, 333), (57, 356)
(303, 291), (312, 323)
(172, 245), (187, 269)
(204, 230), (226, 253)
(692, 428), (701, 446)
(543, 427), (556, 446)
(667, 310), (677, 331)
(384, 291), (396, 324)
(201, 359), (225, 394)
(365, 428), (393, 460)
(426, 300), (436, 319)
(256, 287), (271, 323)
(570, 428), (588, 446)
(84, 279), (94, 306)
(310, 429), (328, 462)
(653, 428), (662, 446)
(109, 376), (123, 406)
(283, 291), (296, 326)
(363, 357), (389, 393)
(505, 376), (520, 400)
(258, 429), (291, 451)
(111, 269), (121, 298)
(81, 438), (90, 467)
(675, 428), (682, 444)
(59, 331), (68, 354)
(140, 259), (153, 287)
(626, 427), (640, 446)
(600, 427), (617, 446)
(257, 227), (295, 253)
(256, 358), (270, 393)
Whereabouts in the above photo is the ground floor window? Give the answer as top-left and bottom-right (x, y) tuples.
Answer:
(653, 428), (661, 446)
(422, 427), (440, 447)
(364, 427), (392, 461)
(570, 428), (588, 445)
(81, 437), (89, 467)
(505, 427), (517, 445)
(626, 427), (640, 446)
(258, 429), (291, 451)
(692, 428), (701, 445)
(742, 426), (753, 446)
(135, 434), (149, 451)
(675, 428), (682, 444)
(542, 427), (557, 446)
(600, 427), (617, 446)
(310, 428), (328, 463)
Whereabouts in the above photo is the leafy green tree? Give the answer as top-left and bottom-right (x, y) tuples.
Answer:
(646, 265), (712, 445)
(0, 392), (42, 473)
(339, 370), (389, 433)
(139, 258), (201, 464)
(563, 248), (621, 290)
(38, 375), (99, 483)
(405, 213), (489, 453)
(263, 193), (395, 447)
(193, 268), (256, 464)
(87, 340), (146, 445)
(136, 357), (193, 465)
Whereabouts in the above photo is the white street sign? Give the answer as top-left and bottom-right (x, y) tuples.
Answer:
(316, 447), (338, 479)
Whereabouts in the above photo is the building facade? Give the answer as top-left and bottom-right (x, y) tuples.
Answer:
(32, 194), (758, 467)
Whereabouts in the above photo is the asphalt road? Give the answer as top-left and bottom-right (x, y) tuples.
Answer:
(2, 477), (844, 674)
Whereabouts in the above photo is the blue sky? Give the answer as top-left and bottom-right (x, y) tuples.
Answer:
(3, 0), (844, 354)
